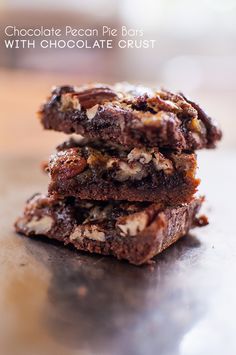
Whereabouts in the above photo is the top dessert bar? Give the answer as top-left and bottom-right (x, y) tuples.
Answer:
(39, 83), (222, 151)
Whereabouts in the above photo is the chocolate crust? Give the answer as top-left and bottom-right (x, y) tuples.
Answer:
(47, 138), (199, 203)
(39, 83), (222, 151)
(15, 194), (207, 265)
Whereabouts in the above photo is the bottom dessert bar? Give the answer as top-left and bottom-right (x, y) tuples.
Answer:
(15, 194), (207, 265)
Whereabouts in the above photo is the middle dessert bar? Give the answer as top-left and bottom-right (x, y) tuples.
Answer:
(47, 137), (199, 203)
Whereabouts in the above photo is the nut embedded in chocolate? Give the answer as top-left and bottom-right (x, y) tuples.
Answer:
(63, 86), (118, 110)
(116, 211), (150, 237)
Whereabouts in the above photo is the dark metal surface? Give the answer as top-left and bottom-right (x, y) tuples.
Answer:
(0, 150), (236, 355)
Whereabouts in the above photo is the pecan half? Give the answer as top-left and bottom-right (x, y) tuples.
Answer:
(50, 148), (87, 180)
(75, 87), (118, 109)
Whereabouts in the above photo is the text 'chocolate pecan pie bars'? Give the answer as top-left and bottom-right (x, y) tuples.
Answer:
(15, 83), (222, 265)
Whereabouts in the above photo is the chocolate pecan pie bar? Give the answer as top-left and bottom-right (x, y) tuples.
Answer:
(15, 194), (206, 265)
(39, 83), (222, 151)
(47, 137), (199, 203)
(15, 80), (220, 265)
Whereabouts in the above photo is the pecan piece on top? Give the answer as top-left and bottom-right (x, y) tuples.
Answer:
(75, 87), (118, 109)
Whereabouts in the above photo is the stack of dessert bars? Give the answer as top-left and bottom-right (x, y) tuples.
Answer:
(15, 83), (222, 265)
